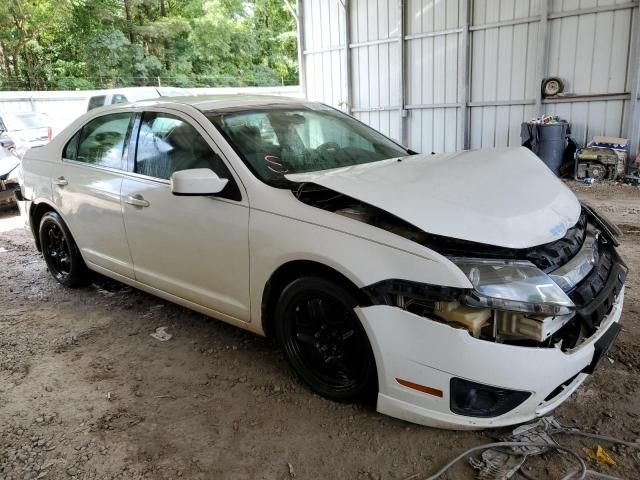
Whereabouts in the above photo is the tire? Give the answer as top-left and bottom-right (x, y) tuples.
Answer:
(275, 276), (376, 401)
(39, 211), (87, 287)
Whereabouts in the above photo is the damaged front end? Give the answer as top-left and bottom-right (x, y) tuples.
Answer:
(294, 182), (627, 352)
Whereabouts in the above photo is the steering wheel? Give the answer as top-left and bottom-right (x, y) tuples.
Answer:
(315, 142), (341, 156)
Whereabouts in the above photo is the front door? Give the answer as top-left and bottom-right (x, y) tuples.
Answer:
(121, 110), (251, 321)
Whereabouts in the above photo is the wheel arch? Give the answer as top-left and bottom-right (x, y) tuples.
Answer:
(261, 259), (372, 339)
(29, 200), (82, 257)
(29, 200), (58, 251)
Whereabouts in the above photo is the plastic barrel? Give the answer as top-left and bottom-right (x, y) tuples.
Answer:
(521, 122), (570, 176)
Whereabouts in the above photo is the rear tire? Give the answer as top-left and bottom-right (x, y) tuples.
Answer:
(275, 276), (376, 401)
(39, 211), (87, 287)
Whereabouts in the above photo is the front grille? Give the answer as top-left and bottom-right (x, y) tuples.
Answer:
(546, 213), (626, 349)
(531, 209), (626, 331)
(524, 213), (587, 272)
(569, 242), (627, 330)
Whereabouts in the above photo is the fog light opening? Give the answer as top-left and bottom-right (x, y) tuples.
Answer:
(450, 378), (531, 418)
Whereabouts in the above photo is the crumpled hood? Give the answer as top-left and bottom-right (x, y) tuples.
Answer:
(286, 147), (581, 249)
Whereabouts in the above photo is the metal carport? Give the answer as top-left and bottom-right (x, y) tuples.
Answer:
(294, 0), (640, 159)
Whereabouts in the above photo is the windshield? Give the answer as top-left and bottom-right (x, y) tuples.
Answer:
(2, 112), (49, 131)
(207, 104), (408, 187)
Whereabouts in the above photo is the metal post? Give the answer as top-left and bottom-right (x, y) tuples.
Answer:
(535, 0), (551, 116)
(286, 0), (307, 98)
(459, 0), (471, 150)
(398, 0), (407, 145)
(342, 0), (352, 113)
(627, 6), (640, 163)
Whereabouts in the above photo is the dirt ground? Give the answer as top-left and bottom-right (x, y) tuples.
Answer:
(1, 181), (639, 480)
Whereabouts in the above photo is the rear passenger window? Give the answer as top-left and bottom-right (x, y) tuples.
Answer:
(70, 113), (133, 170)
(63, 132), (80, 160)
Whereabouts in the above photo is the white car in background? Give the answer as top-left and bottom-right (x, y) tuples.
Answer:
(0, 134), (20, 208)
(86, 87), (190, 111)
(19, 96), (627, 429)
(0, 111), (52, 158)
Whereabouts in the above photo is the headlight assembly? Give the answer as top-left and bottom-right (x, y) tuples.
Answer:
(451, 258), (575, 316)
(364, 263), (576, 346)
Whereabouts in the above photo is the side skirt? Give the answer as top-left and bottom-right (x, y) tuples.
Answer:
(85, 261), (265, 336)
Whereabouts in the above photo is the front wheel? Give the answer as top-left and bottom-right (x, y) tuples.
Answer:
(39, 211), (87, 287)
(275, 276), (377, 401)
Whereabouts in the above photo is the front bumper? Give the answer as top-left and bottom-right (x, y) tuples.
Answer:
(356, 287), (624, 430)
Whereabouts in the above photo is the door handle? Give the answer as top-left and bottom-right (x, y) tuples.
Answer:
(53, 176), (68, 186)
(125, 194), (150, 208)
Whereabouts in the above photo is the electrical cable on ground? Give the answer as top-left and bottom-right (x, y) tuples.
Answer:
(421, 421), (640, 480)
(422, 441), (586, 480)
(553, 425), (640, 449)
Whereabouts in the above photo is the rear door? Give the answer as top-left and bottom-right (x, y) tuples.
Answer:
(53, 112), (135, 278)
(121, 109), (251, 321)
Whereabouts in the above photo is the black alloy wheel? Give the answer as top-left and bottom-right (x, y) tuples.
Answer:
(275, 276), (376, 401)
(39, 211), (87, 287)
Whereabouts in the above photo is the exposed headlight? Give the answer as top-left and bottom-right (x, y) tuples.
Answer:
(364, 274), (575, 345)
(451, 258), (575, 316)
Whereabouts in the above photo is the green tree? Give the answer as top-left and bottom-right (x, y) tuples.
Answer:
(0, 0), (299, 90)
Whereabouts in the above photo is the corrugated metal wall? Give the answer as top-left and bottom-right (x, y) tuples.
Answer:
(350, 0), (402, 141)
(300, 0), (640, 156)
(469, 0), (541, 149)
(544, 0), (635, 146)
(406, 0), (464, 152)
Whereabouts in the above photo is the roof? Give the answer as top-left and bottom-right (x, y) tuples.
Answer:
(134, 94), (310, 112)
(89, 87), (164, 97)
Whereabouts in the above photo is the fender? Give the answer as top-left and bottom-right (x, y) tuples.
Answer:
(249, 208), (473, 331)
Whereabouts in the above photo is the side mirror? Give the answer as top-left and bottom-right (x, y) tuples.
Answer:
(170, 168), (229, 196)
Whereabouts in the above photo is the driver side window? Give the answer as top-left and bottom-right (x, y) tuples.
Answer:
(134, 112), (240, 200)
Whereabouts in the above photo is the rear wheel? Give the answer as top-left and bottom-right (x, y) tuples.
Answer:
(275, 276), (376, 401)
(39, 211), (87, 287)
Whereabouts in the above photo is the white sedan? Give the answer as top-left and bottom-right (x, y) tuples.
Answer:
(19, 95), (627, 429)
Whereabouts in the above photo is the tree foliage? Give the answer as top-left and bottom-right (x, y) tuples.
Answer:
(0, 0), (299, 90)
